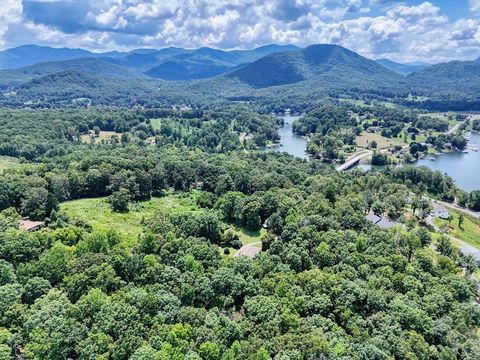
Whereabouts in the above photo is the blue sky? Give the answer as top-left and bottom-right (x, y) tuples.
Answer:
(0, 1), (479, 62)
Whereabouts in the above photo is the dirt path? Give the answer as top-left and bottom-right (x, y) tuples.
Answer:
(446, 122), (460, 135)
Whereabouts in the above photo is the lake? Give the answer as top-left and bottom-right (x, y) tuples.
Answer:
(264, 116), (309, 160)
(267, 117), (480, 192)
(353, 133), (480, 192)
(415, 132), (480, 192)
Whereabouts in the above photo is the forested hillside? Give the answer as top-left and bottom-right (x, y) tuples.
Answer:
(229, 44), (404, 89)
(0, 104), (478, 359)
(375, 59), (426, 75)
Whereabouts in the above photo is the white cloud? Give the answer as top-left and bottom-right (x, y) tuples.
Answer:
(0, 0), (478, 63)
(0, 0), (23, 47)
(470, 0), (480, 13)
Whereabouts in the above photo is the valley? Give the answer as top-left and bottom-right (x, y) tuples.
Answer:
(0, 37), (479, 360)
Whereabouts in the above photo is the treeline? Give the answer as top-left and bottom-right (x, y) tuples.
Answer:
(0, 107), (279, 160)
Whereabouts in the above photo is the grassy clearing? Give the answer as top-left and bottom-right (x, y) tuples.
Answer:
(356, 132), (405, 150)
(0, 156), (20, 173)
(150, 119), (162, 130)
(0, 156), (37, 174)
(80, 131), (122, 144)
(226, 225), (265, 247)
(433, 209), (480, 248)
(59, 194), (199, 240)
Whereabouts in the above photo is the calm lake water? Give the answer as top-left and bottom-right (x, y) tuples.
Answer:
(267, 117), (480, 192)
(353, 133), (480, 192)
(264, 116), (309, 160)
(415, 132), (480, 192)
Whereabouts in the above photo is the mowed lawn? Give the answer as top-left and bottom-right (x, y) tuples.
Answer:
(433, 209), (480, 248)
(150, 119), (162, 130)
(59, 194), (199, 240)
(226, 225), (265, 247)
(355, 132), (405, 150)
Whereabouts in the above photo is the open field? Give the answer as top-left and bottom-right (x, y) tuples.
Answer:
(60, 193), (264, 252)
(59, 193), (200, 240)
(0, 156), (37, 174)
(150, 119), (162, 130)
(433, 208), (480, 248)
(226, 225), (265, 247)
(80, 131), (122, 144)
(338, 98), (404, 110)
(355, 132), (405, 149)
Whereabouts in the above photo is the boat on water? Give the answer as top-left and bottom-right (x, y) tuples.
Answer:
(429, 157), (435, 161)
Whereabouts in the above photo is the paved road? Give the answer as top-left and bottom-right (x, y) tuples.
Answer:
(426, 214), (480, 256)
(425, 196), (480, 219)
(336, 150), (372, 171)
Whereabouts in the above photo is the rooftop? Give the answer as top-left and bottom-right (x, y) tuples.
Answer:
(460, 244), (480, 265)
(234, 245), (261, 258)
(19, 219), (44, 231)
(366, 211), (398, 229)
(431, 202), (448, 213)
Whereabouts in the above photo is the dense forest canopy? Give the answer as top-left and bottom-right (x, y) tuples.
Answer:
(0, 99), (479, 359)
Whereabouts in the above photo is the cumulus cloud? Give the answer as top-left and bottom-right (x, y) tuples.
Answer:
(0, 0), (23, 47)
(470, 0), (480, 12)
(0, 0), (478, 62)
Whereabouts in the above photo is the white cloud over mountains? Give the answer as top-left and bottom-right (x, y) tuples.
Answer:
(0, 0), (479, 62)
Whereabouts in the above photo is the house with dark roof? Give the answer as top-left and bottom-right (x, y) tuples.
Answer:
(366, 212), (397, 229)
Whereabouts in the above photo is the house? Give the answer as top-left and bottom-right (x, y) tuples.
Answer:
(430, 202), (450, 219)
(366, 212), (397, 229)
(234, 245), (261, 258)
(19, 218), (44, 232)
(459, 244), (480, 266)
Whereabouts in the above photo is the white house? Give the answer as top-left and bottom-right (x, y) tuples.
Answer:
(430, 202), (450, 219)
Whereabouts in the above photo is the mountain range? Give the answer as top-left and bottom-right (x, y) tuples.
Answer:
(228, 44), (404, 89)
(0, 43), (479, 109)
(0, 44), (300, 81)
(374, 59), (428, 76)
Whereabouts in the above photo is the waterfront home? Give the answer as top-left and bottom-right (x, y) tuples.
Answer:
(430, 202), (450, 219)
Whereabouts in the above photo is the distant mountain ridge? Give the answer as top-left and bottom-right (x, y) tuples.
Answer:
(407, 58), (480, 97)
(1, 43), (479, 109)
(0, 58), (147, 87)
(375, 58), (427, 75)
(0, 45), (121, 70)
(0, 44), (300, 80)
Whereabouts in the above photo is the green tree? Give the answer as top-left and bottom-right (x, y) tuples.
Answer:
(107, 188), (131, 213)
(458, 213), (464, 229)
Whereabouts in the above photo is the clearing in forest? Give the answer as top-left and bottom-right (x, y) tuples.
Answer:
(355, 132), (405, 150)
(59, 194), (199, 240)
